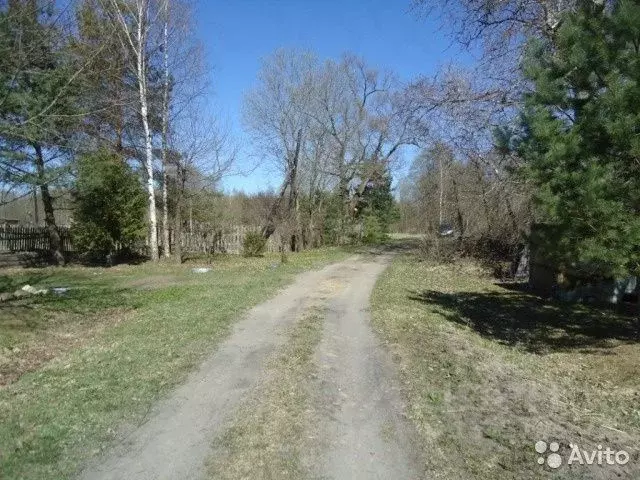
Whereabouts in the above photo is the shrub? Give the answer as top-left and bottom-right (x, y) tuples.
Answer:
(361, 214), (387, 245)
(242, 231), (267, 257)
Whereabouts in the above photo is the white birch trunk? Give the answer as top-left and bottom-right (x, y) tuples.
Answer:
(439, 155), (444, 225)
(161, 0), (171, 258)
(110, 0), (159, 260)
(137, 0), (159, 261)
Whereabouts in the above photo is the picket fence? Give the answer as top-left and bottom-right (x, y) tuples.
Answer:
(173, 225), (284, 255)
(0, 225), (73, 253)
(0, 224), (284, 255)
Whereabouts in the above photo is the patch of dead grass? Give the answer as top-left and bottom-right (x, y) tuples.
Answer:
(371, 255), (640, 479)
(0, 308), (130, 386)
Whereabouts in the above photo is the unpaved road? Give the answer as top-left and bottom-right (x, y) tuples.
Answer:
(311, 260), (423, 479)
(80, 255), (424, 480)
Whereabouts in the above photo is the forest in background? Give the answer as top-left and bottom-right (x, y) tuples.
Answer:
(1, 0), (639, 284)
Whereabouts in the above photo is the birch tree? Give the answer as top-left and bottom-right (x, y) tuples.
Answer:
(107, 0), (159, 260)
(157, 0), (207, 258)
(161, 0), (170, 257)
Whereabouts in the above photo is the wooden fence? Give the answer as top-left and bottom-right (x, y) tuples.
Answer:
(173, 225), (284, 255)
(0, 224), (283, 255)
(0, 225), (73, 253)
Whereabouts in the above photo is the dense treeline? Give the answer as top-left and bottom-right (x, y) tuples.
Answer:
(1, 0), (637, 279)
(0, 0), (232, 263)
(396, 0), (640, 283)
(0, 1), (420, 262)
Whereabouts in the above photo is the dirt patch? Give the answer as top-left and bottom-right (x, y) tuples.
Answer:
(0, 309), (130, 386)
(310, 257), (425, 480)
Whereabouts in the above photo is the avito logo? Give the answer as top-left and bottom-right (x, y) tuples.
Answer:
(535, 441), (630, 469)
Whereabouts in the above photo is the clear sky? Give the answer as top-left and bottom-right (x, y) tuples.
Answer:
(194, 0), (475, 193)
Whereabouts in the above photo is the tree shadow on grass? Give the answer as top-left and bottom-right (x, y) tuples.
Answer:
(408, 286), (639, 354)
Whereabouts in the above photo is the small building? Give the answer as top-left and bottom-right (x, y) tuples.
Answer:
(529, 224), (637, 304)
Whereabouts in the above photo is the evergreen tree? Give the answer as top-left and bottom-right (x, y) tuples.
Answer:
(355, 170), (398, 243)
(519, 0), (640, 279)
(72, 150), (146, 260)
(0, 1), (79, 264)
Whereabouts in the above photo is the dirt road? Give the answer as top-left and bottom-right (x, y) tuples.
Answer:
(79, 255), (424, 480)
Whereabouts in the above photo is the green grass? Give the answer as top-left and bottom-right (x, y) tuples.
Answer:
(0, 248), (349, 480)
(208, 307), (325, 480)
(371, 254), (640, 479)
(1, 267), (144, 350)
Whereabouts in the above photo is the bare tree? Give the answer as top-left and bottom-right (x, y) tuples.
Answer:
(306, 55), (423, 238)
(412, 0), (574, 61)
(170, 107), (236, 261)
(411, 0), (579, 110)
(243, 49), (317, 243)
(244, 49), (429, 246)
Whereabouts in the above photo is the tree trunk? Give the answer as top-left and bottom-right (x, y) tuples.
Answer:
(451, 176), (465, 251)
(334, 143), (350, 243)
(161, 166), (170, 257)
(115, 61), (125, 154)
(136, 0), (159, 261)
(288, 130), (302, 251)
(32, 188), (39, 225)
(173, 166), (185, 263)
(261, 177), (289, 240)
(160, 0), (171, 258)
(438, 155), (445, 226)
(338, 173), (350, 244)
(33, 143), (64, 265)
(472, 159), (493, 236)
(262, 129), (303, 241)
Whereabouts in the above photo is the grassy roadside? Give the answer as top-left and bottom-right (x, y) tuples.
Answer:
(207, 307), (325, 480)
(371, 254), (639, 479)
(0, 248), (348, 480)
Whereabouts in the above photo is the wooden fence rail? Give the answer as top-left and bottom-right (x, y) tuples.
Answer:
(0, 224), (283, 255)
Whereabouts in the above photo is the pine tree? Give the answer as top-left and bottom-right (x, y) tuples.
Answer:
(0, 1), (80, 264)
(519, 0), (640, 279)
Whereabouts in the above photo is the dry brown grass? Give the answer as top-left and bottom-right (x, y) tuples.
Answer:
(371, 255), (640, 479)
(207, 307), (325, 480)
(0, 308), (130, 386)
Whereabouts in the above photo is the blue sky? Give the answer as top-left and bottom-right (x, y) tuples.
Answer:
(194, 0), (475, 193)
